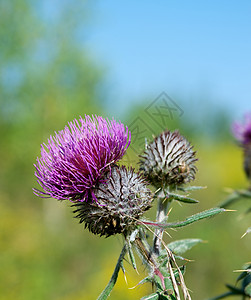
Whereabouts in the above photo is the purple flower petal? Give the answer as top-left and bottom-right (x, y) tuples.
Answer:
(34, 115), (131, 202)
(232, 113), (251, 145)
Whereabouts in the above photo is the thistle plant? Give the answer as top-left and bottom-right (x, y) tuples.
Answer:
(233, 113), (251, 185)
(210, 114), (251, 299)
(219, 113), (251, 222)
(34, 115), (226, 300)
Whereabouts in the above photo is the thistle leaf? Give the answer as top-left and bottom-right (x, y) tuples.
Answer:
(97, 245), (127, 300)
(168, 192), (199, 204)
(238, 189), (251, 198)
(178, 186), (206, 192)
(126, 239), (137, 271)
(168, 239), (203, 255)
(140, 292), (177, 300)
(141, 293), (160, 300)
(154, 208), (226, 229)
(208, 292), (237, 299)
(225, 284), (243, 294)
(129, 276), (152, 291)
(244, 282), (251, 296)
(220, 189), (251, 208)
(219, 192), (242, 208)
(236, 270), (250, 283)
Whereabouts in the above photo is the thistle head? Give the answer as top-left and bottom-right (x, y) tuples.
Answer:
(34, 115), (131, 202)
(139, 130), (197, 188)
(232, 113), (251, 180)
(73, 166), (153, 237)
(232, 113), (251, 146)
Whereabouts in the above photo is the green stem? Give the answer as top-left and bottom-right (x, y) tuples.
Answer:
(208, 291), (238, 299)
(153, 189), (171, 255)
(134, 236), (166, 290)
(97, 244), (127, 300)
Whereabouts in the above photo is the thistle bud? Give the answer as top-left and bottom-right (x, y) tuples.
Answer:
(232, 113), (251, 181)
(139, 130), (197, 188)
(73, 166), (152, 237)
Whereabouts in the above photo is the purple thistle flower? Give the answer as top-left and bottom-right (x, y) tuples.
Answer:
(232, 113), (251, 145)
(232, 113), (251, 181)
(34, 115), (131, 202)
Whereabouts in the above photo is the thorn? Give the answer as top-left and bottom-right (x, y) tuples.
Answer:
(162, 197), (169, 203)
(144, 138), (148, 149)
(123, 273), (128, 285)
(225, 209), (237, 212)
(167, 207), (173, 217)
(177, 200), (183, 207)
(180, 257), (194, 263)
(122, 268), (128, 285)
(154, 187), (161, 195)
(128, 278), (148, 290)
(128, 285), (137, 290)
(163, 230), (172, 238)
(241, 232), (247, 239)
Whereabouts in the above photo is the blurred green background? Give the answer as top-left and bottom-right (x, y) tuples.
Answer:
(0, 1), (250, 299)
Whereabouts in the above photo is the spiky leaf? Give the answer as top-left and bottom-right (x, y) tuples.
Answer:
(219, 192), (241, 208)
(168, 239), (203, 255)
(97, 245), (127, 300)
(145, 208), (226, 229)
(141, 292), (160, 300)
(178, 186), (206, 191)
(225, 284), (243, 294)
(168, 192), (199, 204)
(244, 282), (251, 296)
(236, 264), (251, 283)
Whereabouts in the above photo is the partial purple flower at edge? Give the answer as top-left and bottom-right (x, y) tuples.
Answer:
(232, 113), (251, 145)
(34, 115), (131, 202)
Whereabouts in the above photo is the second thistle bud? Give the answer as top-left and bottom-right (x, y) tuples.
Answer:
(139, 130), (197, 188)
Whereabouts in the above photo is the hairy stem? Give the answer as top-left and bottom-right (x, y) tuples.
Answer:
(153, 189), (171, 255)
(134, 236), (166, 290)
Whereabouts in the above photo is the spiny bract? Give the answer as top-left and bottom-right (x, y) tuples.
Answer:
(73, 165), (152, 237)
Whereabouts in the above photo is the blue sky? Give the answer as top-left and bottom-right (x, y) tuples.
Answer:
(85, 1), (251, 119)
